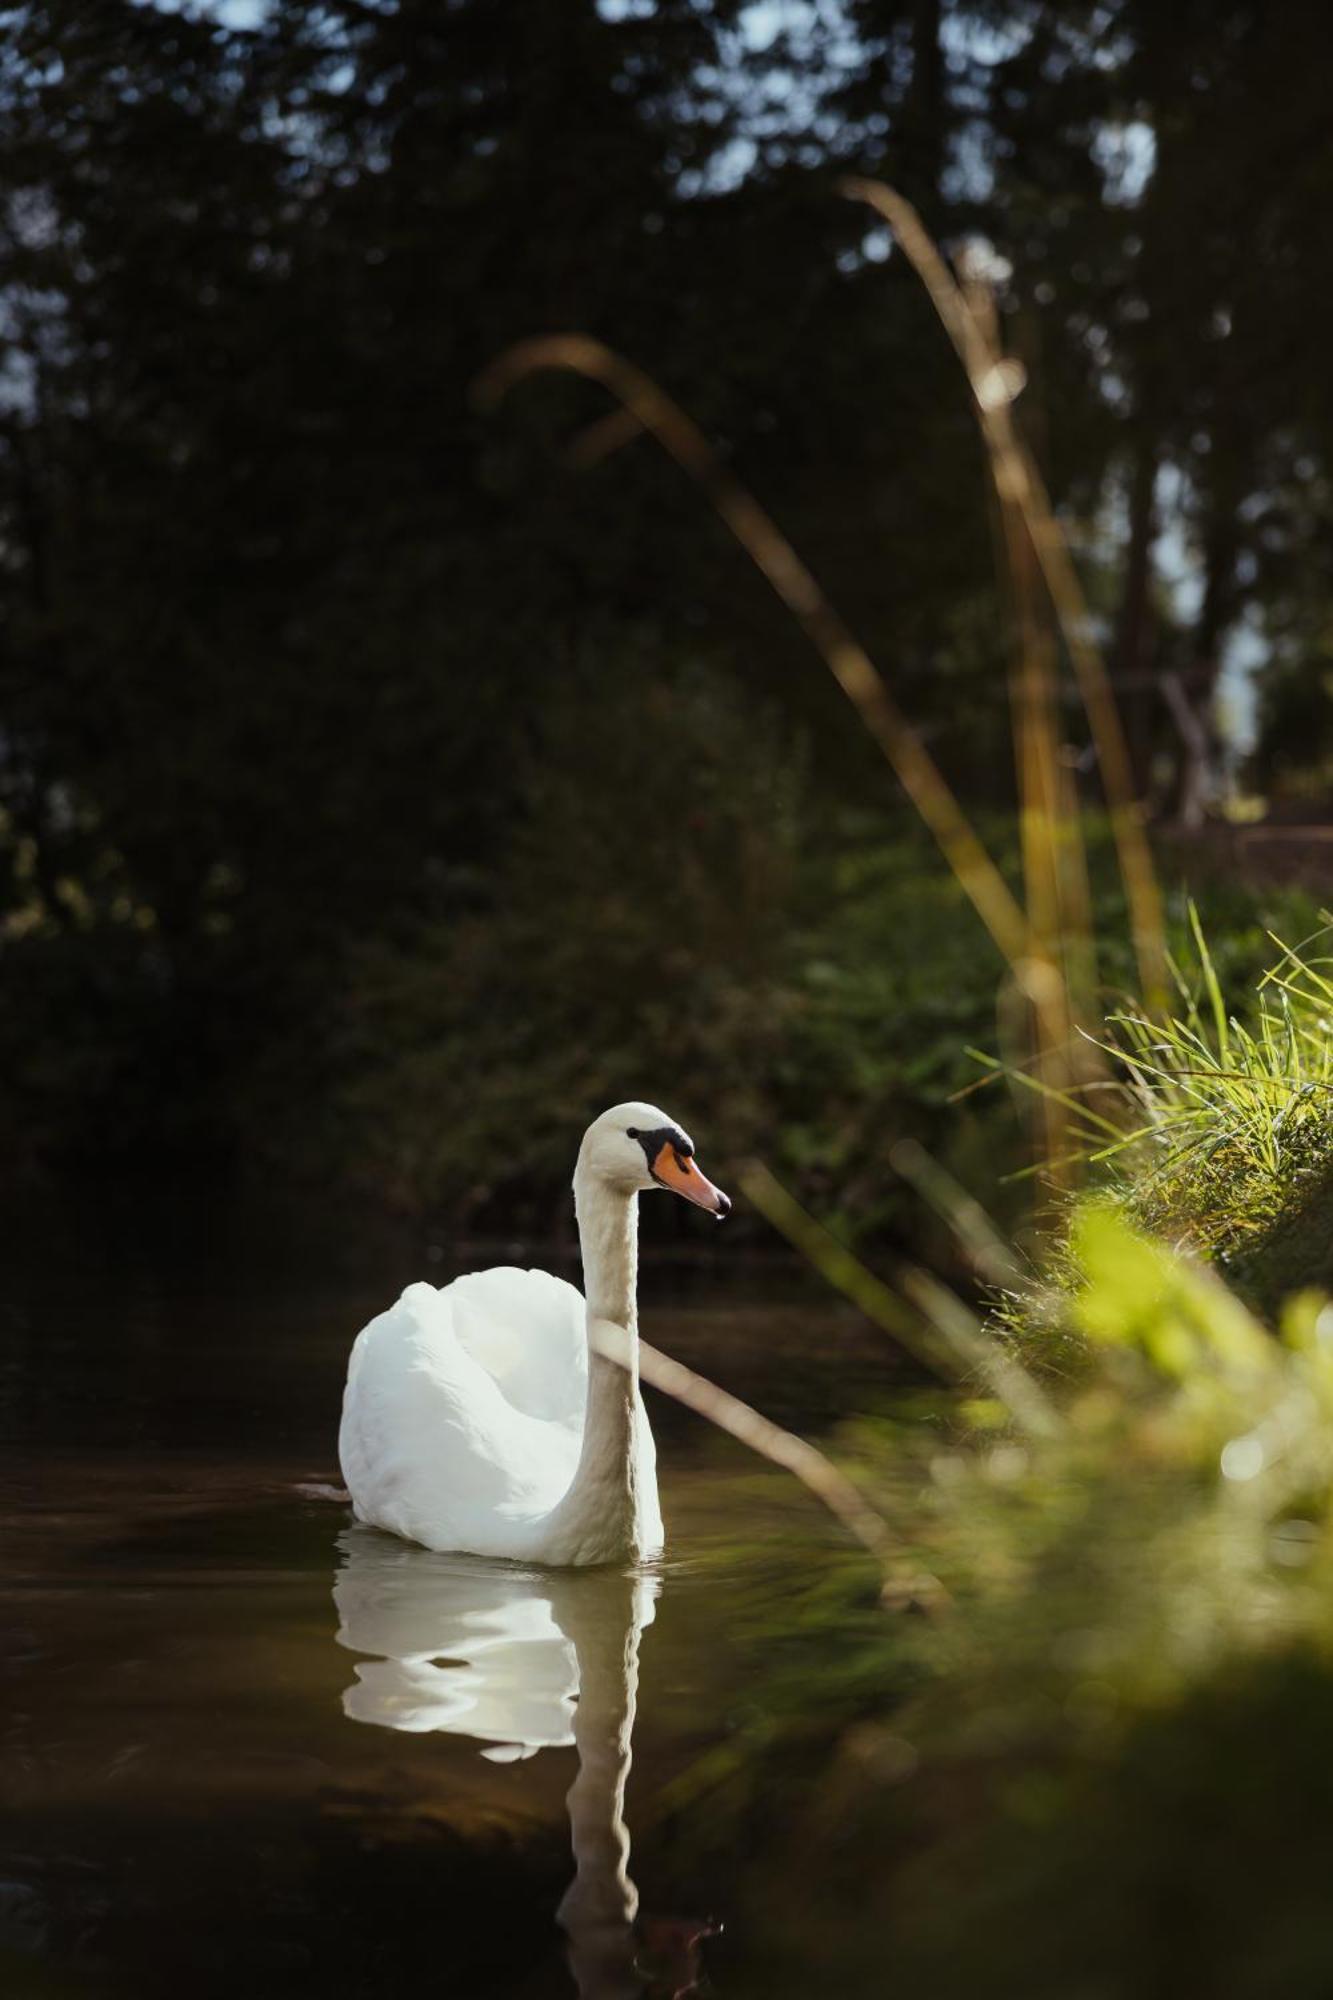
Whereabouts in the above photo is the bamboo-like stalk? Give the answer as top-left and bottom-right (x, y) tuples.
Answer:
(1005, 484), (1077, 1177)
(843, 176), (1168, 1012)
(966, 325), (1080, 1175)
(887, 1135), (1023, 1288)
(476, 336), (1030, 970)
(960, 243), (1079, 1174)
(741, 1161), (1060, 1441)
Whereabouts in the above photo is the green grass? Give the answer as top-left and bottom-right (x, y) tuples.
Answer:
(1094, 913), (1333, 1274)
(994, 912), (1333, 1322)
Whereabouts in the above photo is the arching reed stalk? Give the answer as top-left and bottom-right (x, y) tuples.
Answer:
(480, 192), (1171, 1289)
(589, 1318), (947, 1608)
(476, 336), (1029, 971)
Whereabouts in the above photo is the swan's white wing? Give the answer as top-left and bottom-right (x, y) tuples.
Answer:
(339, 1269), (587, 1558)
(448, 1266), (586, 1424)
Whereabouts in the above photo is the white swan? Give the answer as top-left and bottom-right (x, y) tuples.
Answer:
(338, 1102), (731, 1565)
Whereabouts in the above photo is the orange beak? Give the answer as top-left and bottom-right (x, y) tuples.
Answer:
(650, 1140), (732, 1219)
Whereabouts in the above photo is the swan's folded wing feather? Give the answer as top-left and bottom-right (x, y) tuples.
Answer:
(447, 1266), (587, 1425)
(339, 1271), (586, 1555)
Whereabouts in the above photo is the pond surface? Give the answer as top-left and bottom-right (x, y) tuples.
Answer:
(0, 1196), (900, 1998)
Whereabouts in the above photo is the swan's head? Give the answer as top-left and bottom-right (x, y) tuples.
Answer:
(577, 1102), (731, 1220)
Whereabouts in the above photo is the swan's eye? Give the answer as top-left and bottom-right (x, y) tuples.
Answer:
(626, 1126), (639, 1140)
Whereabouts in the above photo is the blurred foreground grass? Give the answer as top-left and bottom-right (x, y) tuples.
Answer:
(661, 927), (1333, 1998)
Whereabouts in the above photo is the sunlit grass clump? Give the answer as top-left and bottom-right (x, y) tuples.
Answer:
(1096, 920), (1328, 1280)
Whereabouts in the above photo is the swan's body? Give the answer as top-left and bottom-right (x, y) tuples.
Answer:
(339, 1265), (662, 1564)
(339, 1102), (729, 1566)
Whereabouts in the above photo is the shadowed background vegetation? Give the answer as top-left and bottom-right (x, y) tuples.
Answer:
(4, 0), (1333, 1235)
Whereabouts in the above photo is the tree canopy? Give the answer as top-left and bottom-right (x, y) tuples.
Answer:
(2, 0), (1330, 1198)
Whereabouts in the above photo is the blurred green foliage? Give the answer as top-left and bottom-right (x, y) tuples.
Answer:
(314, 691), (1011, 1233)
(652, 919), (1333, 1993)
(667, 1202), (1333, 1995)
(290, 731), (1318, 1246)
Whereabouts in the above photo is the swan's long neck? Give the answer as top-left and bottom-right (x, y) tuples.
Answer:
(544, 1167), (648, 1564)
(576, 1166), (639, 1333)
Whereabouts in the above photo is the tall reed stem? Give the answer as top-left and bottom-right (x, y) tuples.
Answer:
(843, 177), (1168, 1014)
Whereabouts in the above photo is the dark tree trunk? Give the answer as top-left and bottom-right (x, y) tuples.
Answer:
(1116, 440), (1158, 797)
(907, 0), (945, 207)
(1165, 486), (1241, 824)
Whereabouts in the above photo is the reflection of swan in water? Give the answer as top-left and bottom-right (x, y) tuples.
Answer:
(334, 1527), (618, 1760)
(334, 1526), (698, 1997)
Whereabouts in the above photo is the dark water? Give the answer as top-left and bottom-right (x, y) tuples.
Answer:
(0, 1197), (895, 1998)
